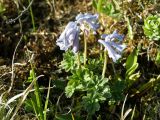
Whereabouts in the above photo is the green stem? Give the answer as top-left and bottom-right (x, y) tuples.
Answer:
(111, 60), (116, 76)
(97, 0), (103, 13)
(28, 0), (36, 31)
(44, 79), (51, 120)
(77, 52), (81, 69)
(84, 34), (87, 66)
(100, 44), (103, 61)
(102, 51), (107, 79)
(29, 54), (43, 120)
(32, 69), (44, 120)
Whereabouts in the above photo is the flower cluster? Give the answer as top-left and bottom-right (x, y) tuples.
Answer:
(98, 30), (126, 62)
(56, 13), (99, 53)
(56, 13), (126, 62)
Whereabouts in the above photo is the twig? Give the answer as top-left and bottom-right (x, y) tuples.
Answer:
(7, 35), (23, 93)
(6, 0), (34, 24)
(0, 72), (12, 79)
(56, 92), (64, 113)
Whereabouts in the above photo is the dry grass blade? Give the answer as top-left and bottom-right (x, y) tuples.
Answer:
(7, 35), (23, 93)
(130, 105), (136, 120)
(123, 108), (132, 120)
(10, 75), (44, 120)
(121, 94), (132, 120)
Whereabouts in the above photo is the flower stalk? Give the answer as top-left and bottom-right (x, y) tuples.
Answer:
(100, 44), (103, 61)
(102, 50), (107, 79)
(111, 60), (116, 75)
(84, 34), (87, 66)
(77, 52), (81, 69)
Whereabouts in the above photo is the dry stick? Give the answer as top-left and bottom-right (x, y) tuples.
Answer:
(7, 35), (23, 93)
(13, 0), (23, 33)
(0, 72), (12, 79)
(6, 0), (34, 24)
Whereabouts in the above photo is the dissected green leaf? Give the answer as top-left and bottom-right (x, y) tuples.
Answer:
(143, 14), (160, 41)
(65, 85), (75, 98)
(82, 94), (100, 115)
(65, 67), (111, 114)
(60, 50), (76, 72)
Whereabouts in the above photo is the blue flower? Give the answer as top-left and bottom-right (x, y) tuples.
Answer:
(56, 22), (80, 53)
(76, 13), (99, 34)
(98, 30), (126, 62)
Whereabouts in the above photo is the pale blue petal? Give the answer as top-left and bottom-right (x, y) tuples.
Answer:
(98, 40), (121, 62)
(108, 42), (126, 52)
(87, 21), (100, 31)
(72, 29), (80, 53)
(56, 21), (80, 53)
(109, 30), (124, 41)
(76, 13), (99, 32)
(101, 34), (108, 39)
(98, 31), (126, 62)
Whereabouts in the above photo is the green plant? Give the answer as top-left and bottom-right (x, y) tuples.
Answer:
(60, 50), (79, 72)
(25, 68), (51, 120)
(24, 51), (51, 120)
(0, 73), (42, 120)
(143, 14), (160, 41)
(28, 69), (44, 120)
(56, 13), (126, 117)
(65, 68), (111, 115)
